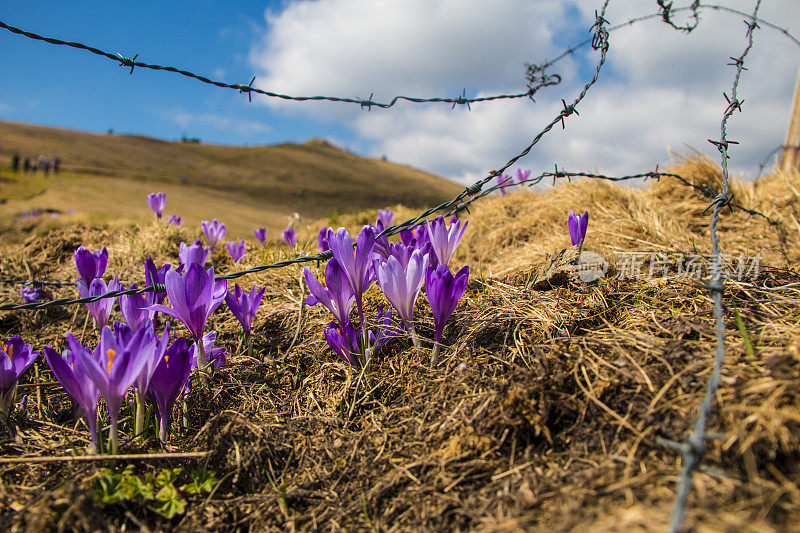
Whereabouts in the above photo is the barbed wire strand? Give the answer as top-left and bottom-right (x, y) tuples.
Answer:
(534, 2), (797, 75)
(488, 169), (778, 224)
(667, 1), (762, 531)
(755, 144), (800, 178)
(0, 163), (780, 301)
(0, 19), (557, 109)
(1, 3), (796, 113)
(0, 2), (612, 313)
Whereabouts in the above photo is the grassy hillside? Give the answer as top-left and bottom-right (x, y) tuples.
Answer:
(0, 120), (462, 240)
(0, 160), (799, 530)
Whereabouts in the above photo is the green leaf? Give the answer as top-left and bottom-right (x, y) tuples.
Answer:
(734, 308), (755, 358)
(148, 485), (187, 518)
(182, 470), (219, 495)
(155, 467), (182, 488)
(120, 474), (154, 501)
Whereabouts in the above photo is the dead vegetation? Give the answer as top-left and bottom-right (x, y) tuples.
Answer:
(0, 158), (799, 532)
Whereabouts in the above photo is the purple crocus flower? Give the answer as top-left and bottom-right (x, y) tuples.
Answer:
(31, 209), (40, 217)
(112, 321), (165, 398)
(516, 169), (531, 184)
(147, 264), (227, 370)
(74, 246), (108, 286)
(283, 227), (297, 248)
(145, 259), (173, 306)
(148, 192), (166, 219)
(201, 219), (226, 249)
(225, 284), (264, 335)
(318, 227), (333, 251)
(167, 215), (182, 226)
(376, 249), (429, 347)
(304, 259), (354, 328)
(77, 276), (121, 328)
(119, 284), (154, 331)
(189, 331), (227, 369)
(254, 228), (267, 244)
(20, 287), (48, 304)
(225, 283), (265, 358)
(496, 174), (511, 195)
(426, 216), (468, 268)
(179, 239), (210, 268)
(324, 321), (359, 367)
(372, 221), (391, 261)
(404, 224), (430, 251)
(43, 338), (100, 448)
(226, 240), (246, 263)
(78, 325), (155, 453)
(568, 210), (589, 252)
(377, 209), (394, 229)
(386, 242), (421, 269)
(368, 304), (398, 351)
(329, 226), (377, 337)
(0, 336), (39, 415)
(115, 320), (168, 436)
(148, 336), (192, 442)
(425, 264), (469, 362)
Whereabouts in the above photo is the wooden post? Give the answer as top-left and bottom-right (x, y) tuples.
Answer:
(780, 65), (800, 173)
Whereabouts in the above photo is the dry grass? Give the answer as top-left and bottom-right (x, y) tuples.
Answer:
(0, 158), (799, 532)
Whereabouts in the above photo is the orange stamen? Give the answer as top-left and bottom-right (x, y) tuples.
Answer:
(107, 349), (116, 373)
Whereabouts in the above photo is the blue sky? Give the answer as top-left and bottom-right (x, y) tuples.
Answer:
(1, 1), (798, 183)
(0, 1), (349, 146)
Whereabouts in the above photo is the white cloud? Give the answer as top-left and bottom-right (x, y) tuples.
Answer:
(249, 0), (800, 183)
(169, 111), (271, 136)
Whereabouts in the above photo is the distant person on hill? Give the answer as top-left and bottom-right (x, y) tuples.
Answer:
(23, 158), (30, 173)
(30, 159), (37, 174)
(48, 159), (55, 174)
(38, 156), (48, 176)
(12, 154), (19, 172)
(53, 156), (60, 173)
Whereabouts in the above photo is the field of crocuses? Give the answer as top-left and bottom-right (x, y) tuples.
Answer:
(2, 158), (800, 531)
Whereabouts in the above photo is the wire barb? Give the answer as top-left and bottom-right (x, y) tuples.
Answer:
(237, 76), (257, 102)
(451, 89), (471, 111)
(116, 52), (138, 74)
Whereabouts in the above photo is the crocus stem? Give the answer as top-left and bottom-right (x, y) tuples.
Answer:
(195, 338), (209, 369)
(246, 332), (253, 359)
(182, 385), (189, 430)
(431, 342), (440, 364)
(356, 294), (367, 344)
(87, 413), (99, 452)
(134, 392), (145, 438)
(109, 415), (119, 455)
(408, 323), (421, 348)
(195, 339), (211, 387)
(159, 414), (168, 442)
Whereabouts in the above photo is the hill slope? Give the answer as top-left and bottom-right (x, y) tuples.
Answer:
(0, 120), (462, 238)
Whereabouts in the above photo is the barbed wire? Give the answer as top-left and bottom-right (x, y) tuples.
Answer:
(664, 1), (763, 531)
(0, 278), (73, 288)
(657, 0), (701, 33)
(755, 144), (800, 178)
(488, 169), (779, 224)
(0, 19), (559, 110)
(530, 2), (798, 77)
(0, 162), (780, 305)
